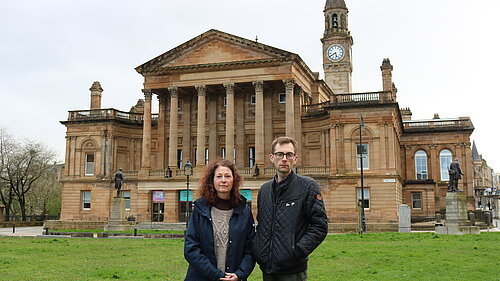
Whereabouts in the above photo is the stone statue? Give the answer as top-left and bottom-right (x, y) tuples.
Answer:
(114, 168), (123, 197)
(448, 158), (463, 192)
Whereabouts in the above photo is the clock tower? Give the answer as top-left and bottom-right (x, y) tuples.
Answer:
(321, 0), (353, 95)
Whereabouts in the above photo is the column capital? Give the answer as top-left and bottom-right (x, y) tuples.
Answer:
(252, 81), (264, 92)
(282, 78), (295, 91)
(168, 86), (178, 98)
(142, 89), (152, 99)
(223, 83), (235, 94)
(195, 85), (206, 96)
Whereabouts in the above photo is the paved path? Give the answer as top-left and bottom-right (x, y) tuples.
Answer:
(0, 226), (44, 237)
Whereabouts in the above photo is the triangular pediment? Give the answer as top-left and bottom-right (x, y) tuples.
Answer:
(136, 29), (296, 74)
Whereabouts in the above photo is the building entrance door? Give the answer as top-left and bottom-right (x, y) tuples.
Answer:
(152, 202), (164, 222)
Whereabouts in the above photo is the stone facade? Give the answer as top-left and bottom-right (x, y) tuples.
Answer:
(58, 1), (476, 231)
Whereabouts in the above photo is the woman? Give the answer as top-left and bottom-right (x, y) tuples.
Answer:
(184, 159), (255, 281)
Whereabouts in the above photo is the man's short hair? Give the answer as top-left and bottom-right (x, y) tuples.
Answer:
(271, 136), (298, 153)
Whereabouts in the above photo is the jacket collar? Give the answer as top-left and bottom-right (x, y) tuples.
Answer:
(194, 196), (247, 218)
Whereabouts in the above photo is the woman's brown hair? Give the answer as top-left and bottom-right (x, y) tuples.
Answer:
(197, 159), (243, 206)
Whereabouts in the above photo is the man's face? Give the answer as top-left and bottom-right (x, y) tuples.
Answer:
(270, 142), (297, 174)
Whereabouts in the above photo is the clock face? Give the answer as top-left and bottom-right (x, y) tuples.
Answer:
(327, 44), (345, 61)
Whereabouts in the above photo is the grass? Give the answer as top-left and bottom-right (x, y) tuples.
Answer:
(56, 229), (184, 235)
(0, 232), (498, 280)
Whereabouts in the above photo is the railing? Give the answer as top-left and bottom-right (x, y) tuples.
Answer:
(123, 170), (138, 179)
(122, 166), (330, 179)
(334, 91), (393, 104)
(297, 166), (330, 175)
(302, 91), (394, 115)
(68, 109), (145, 122)
(403, 118), (473, 130)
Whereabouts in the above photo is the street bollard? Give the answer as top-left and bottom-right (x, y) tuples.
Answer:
(13, 223), (15, 233)
(134, 228), (137, 236)
(44, 227), (49, 235)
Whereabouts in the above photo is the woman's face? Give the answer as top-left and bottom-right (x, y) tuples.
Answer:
(213, 166), (234, 200)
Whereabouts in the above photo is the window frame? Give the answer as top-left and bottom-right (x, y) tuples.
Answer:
(122, 191), (131, 210)
(84, 153), (95, 176)
(357, 187), (370, 209)
(356, 143), (369, 170)
(440, 149), (452, 181)
(278, 93), (286, 103)
(82, 191), (91, 210)
(411, 192), (422, 209)
(415, 150), (428, 180)
(249, 147), (255, 168)
(250, 95), (256, 105)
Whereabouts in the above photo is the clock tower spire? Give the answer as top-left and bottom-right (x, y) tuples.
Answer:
(322, 0), (353, 95)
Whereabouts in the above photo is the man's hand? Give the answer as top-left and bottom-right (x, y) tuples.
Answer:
(220, 272), (239, 281)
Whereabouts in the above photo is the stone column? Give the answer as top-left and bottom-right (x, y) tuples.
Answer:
(196, 85), (207, 167)
(224, 83), (235, 162)
(253, 81), (265, 166)
(141, 89), (152, 169)
(157, 94), (167, 170)
(168, 87), (179, 169)
(283, 79), (295, 138)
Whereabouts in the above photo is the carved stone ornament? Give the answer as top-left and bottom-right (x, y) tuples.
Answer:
(252, 81), (264, 92)
(168, 86), (178, 99)
(195, 85), (206, 96)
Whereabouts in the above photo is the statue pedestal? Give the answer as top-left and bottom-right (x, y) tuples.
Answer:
(104, 197), (131, 232)
(436, 192), (480, 235)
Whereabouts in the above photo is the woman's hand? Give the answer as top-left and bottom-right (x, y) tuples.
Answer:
(220, 272), (239, 281)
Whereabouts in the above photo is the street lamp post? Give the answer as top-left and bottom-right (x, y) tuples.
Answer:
(184, 160), (192, 225)
(359, 115), (367, 234)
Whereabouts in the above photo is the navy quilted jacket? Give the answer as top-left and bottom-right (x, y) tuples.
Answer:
(253, 171), (328, 274)
(184, 197), (255, 281)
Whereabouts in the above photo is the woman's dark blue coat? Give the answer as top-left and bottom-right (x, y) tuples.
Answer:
(184, 197), (255, 281)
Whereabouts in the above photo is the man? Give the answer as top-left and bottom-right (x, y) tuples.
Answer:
(448, 158), (463, 192)
(253, 136), (328, 281)
(114, 168), (123, 197)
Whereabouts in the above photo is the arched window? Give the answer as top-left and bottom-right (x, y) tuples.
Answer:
(415, 150), (428, 180)
(440, 149), (452, 181)
(332, 14), (338, 28)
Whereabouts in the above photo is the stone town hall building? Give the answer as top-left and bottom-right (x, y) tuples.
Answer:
(57, 0), (475, 232)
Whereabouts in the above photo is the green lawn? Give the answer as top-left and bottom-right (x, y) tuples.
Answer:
(0, 232), (498, 280)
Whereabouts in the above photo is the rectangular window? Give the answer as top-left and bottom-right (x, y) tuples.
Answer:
(279, 93), (286, 103)
(241, 189), (252, 208)
(221, 148), (226, 159)
(249, 147), (255, 168)
(84, 153), (95, 176)
(179, 190), (193, 222)
(356, 144), (369, 170)
(412, 193), (422, 209)
(122, 191), (131, 210)
(177, 149), (183, 169)
(250, 95), (256, 105)
(224, 96), (227, 107)
(205, 148), (209, 165)
(82, 191), (91, 210)
(357, 188), (370, 209)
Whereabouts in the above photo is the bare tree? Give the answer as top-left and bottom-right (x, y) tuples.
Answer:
(0, 128), (56, 221)
(0, 128), (16, 221)
(26, 164), (62, 219)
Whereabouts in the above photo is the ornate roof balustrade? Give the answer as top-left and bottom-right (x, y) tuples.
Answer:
(403, 117), (474, 132)
(139, 166), (331, 180)
(66, 109), (158, 123)
(302, 91), (394, 116)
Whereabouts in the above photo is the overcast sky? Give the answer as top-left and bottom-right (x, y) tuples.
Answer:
(1, 0), (499, 171)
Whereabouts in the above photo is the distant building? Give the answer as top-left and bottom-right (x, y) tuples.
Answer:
(58, 0), (476, 232)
